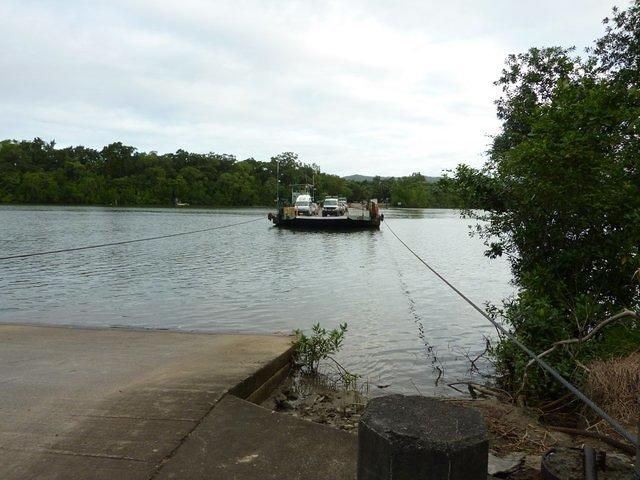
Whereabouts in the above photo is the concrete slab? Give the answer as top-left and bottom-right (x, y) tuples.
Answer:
(156, 394), (358, 480)
(0, 324), (293, 479)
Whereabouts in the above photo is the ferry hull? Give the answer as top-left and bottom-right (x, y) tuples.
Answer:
(273, 216), (380, 231)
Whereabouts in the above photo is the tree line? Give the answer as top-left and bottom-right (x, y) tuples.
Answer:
(0, 139), (463, 208)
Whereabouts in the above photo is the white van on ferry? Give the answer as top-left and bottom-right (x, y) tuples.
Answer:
(294, 194), (317, 216)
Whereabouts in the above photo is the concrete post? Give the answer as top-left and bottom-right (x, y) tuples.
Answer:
(357, 395), (488, 480)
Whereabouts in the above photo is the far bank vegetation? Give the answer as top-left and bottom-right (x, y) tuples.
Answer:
(0, 141), (462, 208)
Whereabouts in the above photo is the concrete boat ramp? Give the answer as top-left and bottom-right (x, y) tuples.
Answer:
(0, 324), (357, 479)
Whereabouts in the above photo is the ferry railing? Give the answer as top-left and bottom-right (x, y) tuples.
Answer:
(346, 206), (371, 221)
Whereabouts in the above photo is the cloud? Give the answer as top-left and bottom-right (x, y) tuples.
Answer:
(0, 0), (622, 176)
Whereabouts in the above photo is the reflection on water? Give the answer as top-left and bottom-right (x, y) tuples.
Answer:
(0, 205), (514, 395)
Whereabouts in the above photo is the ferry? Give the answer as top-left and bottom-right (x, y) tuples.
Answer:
(267, 184), (383, 231)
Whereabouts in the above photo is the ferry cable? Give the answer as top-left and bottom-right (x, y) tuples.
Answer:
(382, 219), (638, 447)
(0, 217), (263, 261)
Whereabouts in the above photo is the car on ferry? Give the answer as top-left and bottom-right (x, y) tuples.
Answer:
(338, 197), (348, 213)
(322, 197), (345, 217)
(294, 194), (317, 216)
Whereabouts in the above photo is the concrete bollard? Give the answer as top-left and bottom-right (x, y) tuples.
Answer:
(357, 394), (488, 480)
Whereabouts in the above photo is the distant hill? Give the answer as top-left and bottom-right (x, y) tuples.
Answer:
(343, 174), (441, 183)
(342, 174), (384, 182)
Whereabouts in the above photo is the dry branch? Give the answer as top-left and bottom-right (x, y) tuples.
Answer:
(517, 309), (639, 398)
(547, 426), (635, 455)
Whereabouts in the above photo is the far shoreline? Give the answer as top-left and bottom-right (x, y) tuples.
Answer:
(0, 202), (273, 210)
(0, 203), (460, 211)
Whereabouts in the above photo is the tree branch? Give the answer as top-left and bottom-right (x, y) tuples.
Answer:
(517, 309), (639, 399)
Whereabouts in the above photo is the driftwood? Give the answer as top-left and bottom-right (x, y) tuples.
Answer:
(547, 425), (635, 455)
(517, 309), (639, 398)
(539, 392), (574, 412)
(448, 381), (511, 400)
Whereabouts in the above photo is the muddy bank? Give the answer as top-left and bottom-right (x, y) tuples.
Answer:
(261, 374), (366, 433)
(263, 373), (636, 479)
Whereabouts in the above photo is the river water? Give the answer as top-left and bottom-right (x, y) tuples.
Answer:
(0, 205), (514, 395)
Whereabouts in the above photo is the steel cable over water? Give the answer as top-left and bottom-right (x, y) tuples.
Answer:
(383, 219), (638, 448)
(0, 217), (263, 261)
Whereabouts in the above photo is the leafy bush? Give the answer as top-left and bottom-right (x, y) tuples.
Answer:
(294, 322), (348, 373)
(294, 322), (363, 391)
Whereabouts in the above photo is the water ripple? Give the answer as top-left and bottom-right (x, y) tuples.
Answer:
(0, 205), (514, 395)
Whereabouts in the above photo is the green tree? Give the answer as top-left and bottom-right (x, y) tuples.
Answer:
(455, 3), (640, 401)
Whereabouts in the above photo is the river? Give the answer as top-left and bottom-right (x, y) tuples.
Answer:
(0, 205), (514, 395)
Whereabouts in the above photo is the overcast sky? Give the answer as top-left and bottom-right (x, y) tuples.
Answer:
(0, 0), (624, 177)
